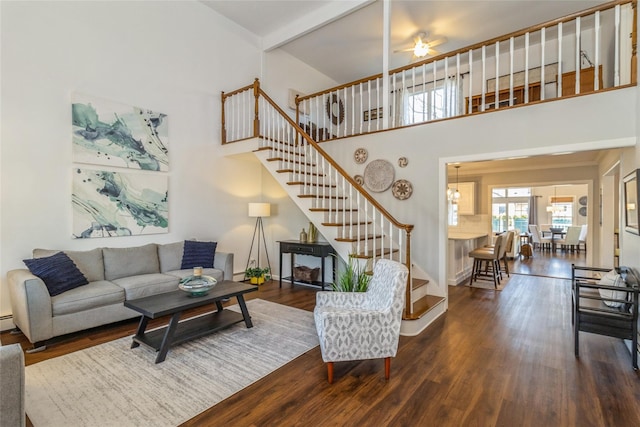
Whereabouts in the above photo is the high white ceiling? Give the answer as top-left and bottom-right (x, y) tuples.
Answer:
(203, 0), (610, 83)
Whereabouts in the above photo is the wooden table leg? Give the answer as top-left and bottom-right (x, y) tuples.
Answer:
(155, 312), (181, 364)
(236, 295), (253, 328)
(131, 316), (149, 349)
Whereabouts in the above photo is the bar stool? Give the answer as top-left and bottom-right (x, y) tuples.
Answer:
(469, 234), (505, 288)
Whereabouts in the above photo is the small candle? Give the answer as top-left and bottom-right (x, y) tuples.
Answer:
(193, 267), (203, 276)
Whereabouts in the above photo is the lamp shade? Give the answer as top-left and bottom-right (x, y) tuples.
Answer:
(248, 202), (271, 218)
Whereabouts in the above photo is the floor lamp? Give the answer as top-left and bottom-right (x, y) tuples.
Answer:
(245, 202), (272, 278)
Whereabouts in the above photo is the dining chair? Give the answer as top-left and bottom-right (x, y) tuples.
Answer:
(540, 224), (552, 238)
(578, 224), (588, 252)
(556, 226), (582, 252)
(529, 225), (551, 251)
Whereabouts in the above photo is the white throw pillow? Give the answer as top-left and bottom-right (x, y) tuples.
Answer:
(597, 269), (627, 308)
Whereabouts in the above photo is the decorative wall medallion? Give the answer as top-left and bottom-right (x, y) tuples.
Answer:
(325, 93), (345, 126)
(354, 148), (368, 164)
(579, 206), (587, 217)
(398, 157), (408, 168)
(392, 179), (413, 200)
(354, 175), (364, 185)
(579, 196), (588, 206)
(364, 159), (395, 192)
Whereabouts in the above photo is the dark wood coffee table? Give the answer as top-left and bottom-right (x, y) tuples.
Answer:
(124, 280), (258, 363)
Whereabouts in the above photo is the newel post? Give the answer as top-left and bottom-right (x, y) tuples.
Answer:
(295, 94), (301, 146)
(404, 228), (413, 317)
(253, 78), (260, 137)
(221, 91), (227, 144)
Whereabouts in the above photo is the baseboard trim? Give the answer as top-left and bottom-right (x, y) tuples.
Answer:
(0, 315), (16, 332)
(400, 303), (446, 336)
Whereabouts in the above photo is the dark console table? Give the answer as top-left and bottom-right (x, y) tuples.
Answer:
(279, 240), (336, 290)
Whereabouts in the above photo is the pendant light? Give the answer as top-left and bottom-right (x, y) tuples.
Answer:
(546, 185), (561, 213)
(448, 165), (461, 203)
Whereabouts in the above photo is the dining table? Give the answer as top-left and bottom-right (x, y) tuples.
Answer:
(547, 229), (566, 251)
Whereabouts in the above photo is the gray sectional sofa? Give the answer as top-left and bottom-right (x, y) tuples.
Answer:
(7, 241), (233, 351)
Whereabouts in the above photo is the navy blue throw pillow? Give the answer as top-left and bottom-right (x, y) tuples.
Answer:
(23, 252), (88, 296)
(181, 240), (217, 269)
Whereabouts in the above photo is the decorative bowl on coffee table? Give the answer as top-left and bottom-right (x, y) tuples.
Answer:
(178, 267), (217, 297)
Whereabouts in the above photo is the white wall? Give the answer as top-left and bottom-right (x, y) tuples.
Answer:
(0, 1), (336, 327)
(322, 87), (637, 299)
(0, 1), (254, 323)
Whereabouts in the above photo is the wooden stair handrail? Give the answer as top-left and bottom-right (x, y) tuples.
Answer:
(257, 84), (414, 234)
(296, 0), (632, 103)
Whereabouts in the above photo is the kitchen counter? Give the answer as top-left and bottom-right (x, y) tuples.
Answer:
(448, 232), (489, 285)
(448, 232), (489, 240)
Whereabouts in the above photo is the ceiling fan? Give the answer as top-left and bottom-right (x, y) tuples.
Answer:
(394, 32), (447, 60)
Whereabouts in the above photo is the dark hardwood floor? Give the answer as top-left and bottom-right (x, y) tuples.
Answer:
(508, 248), (588, 279)
(3, 251), (639, 426)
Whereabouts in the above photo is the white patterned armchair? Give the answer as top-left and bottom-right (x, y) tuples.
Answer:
(313, 259), (409, 383)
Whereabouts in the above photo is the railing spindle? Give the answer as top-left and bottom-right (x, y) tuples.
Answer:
(615, 4), (621, 86)
(495, 41), (500, 110)
(576, 17), (581, 94)
(596, 11), (601, 90)
(541, 27), (546, 100)
(558, 22), (563, 97)
(525, 32), (530, 103)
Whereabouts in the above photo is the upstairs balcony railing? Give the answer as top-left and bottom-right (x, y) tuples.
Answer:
(294, 0), (636, 142)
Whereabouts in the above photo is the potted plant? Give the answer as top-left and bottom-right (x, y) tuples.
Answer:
(332, 255), (371, 292)
(245, 267), (271, 285)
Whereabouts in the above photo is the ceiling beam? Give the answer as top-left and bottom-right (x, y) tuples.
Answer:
(262, 0), (375, 51)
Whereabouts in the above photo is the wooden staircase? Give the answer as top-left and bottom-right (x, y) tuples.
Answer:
(257, 140), (443, 321)
(221, 80), (445, 328)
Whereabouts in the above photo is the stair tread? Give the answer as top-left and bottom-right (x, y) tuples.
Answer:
(403, 295), (445, 320)
(335, 234), (383, 242)
(258, 136), (297, 147)
(351, 248), (398, 258)
(412, 278), (429, 290)
(267, 158), (315, 166)
(268, 150), (305, 156)
(309, 208), (358, 212)
(276, 169), (325, 176)
(322, 221), (371, 226)
(299, 195), (347, 199)
(287, 182), (336, 188)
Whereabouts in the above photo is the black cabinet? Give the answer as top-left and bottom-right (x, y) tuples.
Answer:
(279, 240), (336, 290)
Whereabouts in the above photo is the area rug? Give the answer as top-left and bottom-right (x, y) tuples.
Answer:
(25, 299), (318, 427)
(465, 274), (511, 291)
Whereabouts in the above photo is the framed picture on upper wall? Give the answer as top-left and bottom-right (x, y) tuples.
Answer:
(623, 169), (640, 235)
(72, 93), (169, 171)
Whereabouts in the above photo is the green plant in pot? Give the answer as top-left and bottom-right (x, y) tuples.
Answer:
(245, 267), (271, 285)
(332, 255), (371, 292)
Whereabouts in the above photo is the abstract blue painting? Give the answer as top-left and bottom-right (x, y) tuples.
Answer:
(72, 168), (169, 238)
(72, 93), (169, 171)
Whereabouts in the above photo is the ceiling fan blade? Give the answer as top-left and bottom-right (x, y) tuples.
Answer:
(425, 37), (447, 48)
(393, 47), (415, 53)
